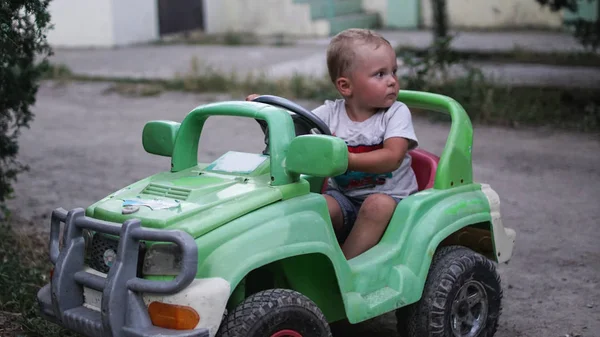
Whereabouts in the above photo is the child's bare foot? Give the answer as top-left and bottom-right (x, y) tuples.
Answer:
(245, 94), (260, 101)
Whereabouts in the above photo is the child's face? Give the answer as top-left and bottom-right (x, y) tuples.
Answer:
(347, 43), (399, 109)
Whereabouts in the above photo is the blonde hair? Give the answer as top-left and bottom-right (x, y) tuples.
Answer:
(326, 28), (392, 83)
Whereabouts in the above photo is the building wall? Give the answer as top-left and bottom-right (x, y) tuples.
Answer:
(112, 0), (159, 46)
(47, 0), (158, 48)
(203, 0), (328, 36)
(47, 0), (115, 47)
(421, 0), (564, 29)
(564, 0), (598, 22)
(47, 0), (574, 48)
(202, 0), (227, 34)
(363, 0), (387, 24)
(386, 0), (420, 28)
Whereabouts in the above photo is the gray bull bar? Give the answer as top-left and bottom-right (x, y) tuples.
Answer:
(36, 207), (208, 337)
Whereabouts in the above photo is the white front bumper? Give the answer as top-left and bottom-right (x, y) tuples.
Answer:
(83, 268), (230, 337)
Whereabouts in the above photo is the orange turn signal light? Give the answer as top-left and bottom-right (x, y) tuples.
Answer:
(148, 301), (200, 330)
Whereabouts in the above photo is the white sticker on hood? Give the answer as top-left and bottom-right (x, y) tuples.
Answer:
(122, 198), (180, 211)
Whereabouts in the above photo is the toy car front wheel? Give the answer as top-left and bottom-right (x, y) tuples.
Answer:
(396, 246), (502, 337)
(217, 288), (332, 337)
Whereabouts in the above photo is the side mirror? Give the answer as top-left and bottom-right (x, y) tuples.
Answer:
(142, 120), (180, 157)
(286, 135), (348, 177)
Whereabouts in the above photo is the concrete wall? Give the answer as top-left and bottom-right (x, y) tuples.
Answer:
(384, 0), (420, 28)
(421, 0), (564, 29)
(203, 0), (328, 36)
(47, 0), (569, 47)
(112, 0), (159, 46)
(47, 0), (114, 47)
(202, 0), (227, 34)
(363, 0), (388, 24)
(47, 0), (159, 48)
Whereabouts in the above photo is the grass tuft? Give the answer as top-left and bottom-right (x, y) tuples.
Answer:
(0, 220), (81, 337)
(42, 61), (600, 132)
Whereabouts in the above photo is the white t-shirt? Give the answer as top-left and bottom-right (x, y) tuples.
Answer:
(312, 99), (419, 200)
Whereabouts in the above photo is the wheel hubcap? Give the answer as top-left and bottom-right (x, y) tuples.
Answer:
(270, 330), (303, 337)
(451, 280), (488, 337)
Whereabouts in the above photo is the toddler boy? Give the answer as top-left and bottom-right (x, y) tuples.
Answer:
(248, 28), (419, 260)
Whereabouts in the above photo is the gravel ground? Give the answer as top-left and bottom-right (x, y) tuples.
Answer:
(6, 81), (600, 337)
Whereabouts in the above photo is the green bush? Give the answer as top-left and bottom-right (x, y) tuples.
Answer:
(0, 0), (53, 207)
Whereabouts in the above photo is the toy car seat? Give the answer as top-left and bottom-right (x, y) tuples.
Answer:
(409, 149), (439, 191)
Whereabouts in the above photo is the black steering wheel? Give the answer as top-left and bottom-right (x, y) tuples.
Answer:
(252, 95), (332, 136)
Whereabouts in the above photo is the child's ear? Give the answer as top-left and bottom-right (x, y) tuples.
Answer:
(335, 77), (352, 97)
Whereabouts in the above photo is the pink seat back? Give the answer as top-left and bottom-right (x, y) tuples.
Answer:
(409, 149), (439, 191)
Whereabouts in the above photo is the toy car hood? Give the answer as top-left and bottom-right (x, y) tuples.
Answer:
(85, 170), (282, 238)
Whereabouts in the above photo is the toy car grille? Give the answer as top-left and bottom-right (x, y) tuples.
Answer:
(88, 234), (147, 275)
(89, 234), (119, 274)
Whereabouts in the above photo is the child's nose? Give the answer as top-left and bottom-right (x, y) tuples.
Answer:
(387, 76), (397, 87)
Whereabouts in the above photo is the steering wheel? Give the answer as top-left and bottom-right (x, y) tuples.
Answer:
(252, 95), (332, 136)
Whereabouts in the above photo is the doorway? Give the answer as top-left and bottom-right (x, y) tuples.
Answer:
(158, 0), (204, 35)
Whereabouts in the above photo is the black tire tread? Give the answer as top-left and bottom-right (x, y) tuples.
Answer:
(217, 288), (332, 337)
(396, 245), (502, 337)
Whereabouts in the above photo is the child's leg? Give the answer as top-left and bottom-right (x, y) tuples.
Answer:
(323, 189), (359, 244)
(323, 194), (344, 233)
(341, 194), (398, 259)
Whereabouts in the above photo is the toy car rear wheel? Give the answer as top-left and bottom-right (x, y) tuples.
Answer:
(396, 246), (502, 337)
(216, 288), (332, 337)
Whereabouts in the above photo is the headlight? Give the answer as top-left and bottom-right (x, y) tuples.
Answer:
(143, 243), (182, 276)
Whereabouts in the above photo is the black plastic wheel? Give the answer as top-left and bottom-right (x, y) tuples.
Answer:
(396, 246), (502, 337)
(217, 288), (332, 337)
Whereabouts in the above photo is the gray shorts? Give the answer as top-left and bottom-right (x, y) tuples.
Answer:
(324, 188), (402, 243)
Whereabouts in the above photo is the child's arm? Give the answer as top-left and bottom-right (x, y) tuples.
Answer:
(348, 103), (418, 174)
(348, 137), (409, 174)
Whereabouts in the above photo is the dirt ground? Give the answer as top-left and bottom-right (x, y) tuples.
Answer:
(6, 81), (600, 337)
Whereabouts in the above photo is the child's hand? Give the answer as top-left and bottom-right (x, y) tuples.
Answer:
(245, 94), (260, 101)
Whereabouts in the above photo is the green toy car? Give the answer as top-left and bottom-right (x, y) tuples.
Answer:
(37, 91), (516, 337)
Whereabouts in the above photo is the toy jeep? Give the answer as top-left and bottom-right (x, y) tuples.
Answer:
(37, 91), (516, 337)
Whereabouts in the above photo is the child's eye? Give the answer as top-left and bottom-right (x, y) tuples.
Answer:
(392, 69), (398, 75)
(375, 72), (385, 78)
